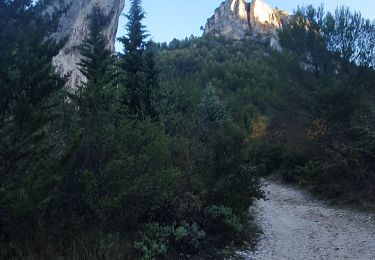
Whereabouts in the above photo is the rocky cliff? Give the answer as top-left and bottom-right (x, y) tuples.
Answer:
(204, 0), (289, 47)
(42, 0), (125, 88)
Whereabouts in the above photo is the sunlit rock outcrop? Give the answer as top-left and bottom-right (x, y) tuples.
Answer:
(204, 0), (289, 48)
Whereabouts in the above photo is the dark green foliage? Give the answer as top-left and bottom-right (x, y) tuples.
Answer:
(0, 0), (66, 257)
(118, 0), (147, 116)
(273, 6), (375, 202)
(119, 0), (159, 118)
(76, 6), (119, 122)
(134, 223), (173, 259)
(194, 86), (260, 213)
(196, 85), (231, 140)
(98, 119), (180, 229)
(158, 36), (286, 125)
(171, 221), (206, 255)
(155, 83), (262, 256)
(121, 0), (148, 54)
(157, 5), (375, 205)
(0, 3), (178, 258)
(205, 206), (243, 244)
(134, 221), (206, 259)
(142, 41), (160, 118)
(0, 2), (262, 258)
(51, 8), (180, 257)
(51, 8), (121, 234)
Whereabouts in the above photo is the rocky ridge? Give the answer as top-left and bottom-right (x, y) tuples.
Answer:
(42, 0), (125, 88)
(204, 0), (289, 48)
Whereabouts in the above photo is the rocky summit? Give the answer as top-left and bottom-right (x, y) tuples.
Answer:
(204, 0), (289, 48)
(42, 0), (125, 88)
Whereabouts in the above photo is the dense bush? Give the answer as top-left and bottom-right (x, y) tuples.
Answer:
(271, 6), (375, 202)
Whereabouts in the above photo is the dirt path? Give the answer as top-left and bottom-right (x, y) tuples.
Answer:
(237, 180), (375, 260)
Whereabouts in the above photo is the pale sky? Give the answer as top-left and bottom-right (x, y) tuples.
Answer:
(116, 0), (375, 51)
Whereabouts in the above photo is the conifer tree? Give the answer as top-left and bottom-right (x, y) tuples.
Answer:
(65, 6), (119, 177)
(54, 7), (121, 227)
(119, 0), (147, 116)
(76, 6), (119, 127)
(0, 0), (65, 245)
(119, 0), (159, 118)
(197, 85), (231, 140)
(142, 41), (160, 118)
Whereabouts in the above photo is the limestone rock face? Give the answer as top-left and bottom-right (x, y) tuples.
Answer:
(250, 0), (281, 27)
(43, 0), (125, 88)
(204, 0), (289, 46)
(204, 0), (250, 40)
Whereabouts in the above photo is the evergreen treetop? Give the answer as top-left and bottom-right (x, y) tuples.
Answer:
(118, 0), (159, 119)
(75, 6), (119, 125)
(121, 0), (148, 54)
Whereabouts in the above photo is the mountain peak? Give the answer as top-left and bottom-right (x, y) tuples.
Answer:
(204, 0), (289, 46)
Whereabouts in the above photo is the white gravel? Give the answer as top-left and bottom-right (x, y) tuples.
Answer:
(237, 180), (375, 260)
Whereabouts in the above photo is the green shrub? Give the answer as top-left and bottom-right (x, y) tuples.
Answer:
(134, 221), (207, 259)
(279, 150), (309, 183)
(205, 206), (244, 244)
(247, 142), (284, 175)
(134, 223), (173, 260)
(172, 221), (206, 255)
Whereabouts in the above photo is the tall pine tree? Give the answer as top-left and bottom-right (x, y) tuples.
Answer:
(53, 6), (121, 231)
(75, 6), (119, 128)
(119, 0), (159, 118)
(0, 0), (66, 248)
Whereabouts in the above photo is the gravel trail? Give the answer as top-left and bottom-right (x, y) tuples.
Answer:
(237, 180), (375, 260)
